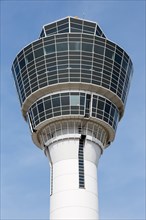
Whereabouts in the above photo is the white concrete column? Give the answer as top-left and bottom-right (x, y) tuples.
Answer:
(45, 137), (102, 220)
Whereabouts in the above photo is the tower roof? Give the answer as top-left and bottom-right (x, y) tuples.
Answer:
(40, 16), (106, 38)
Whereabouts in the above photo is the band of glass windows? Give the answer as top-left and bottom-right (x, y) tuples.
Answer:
(12, 34), (133, 108)
(39, 120), (108, 147)
(27, 92), (119, 132)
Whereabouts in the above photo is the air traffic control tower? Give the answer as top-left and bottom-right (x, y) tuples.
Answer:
(12, 17), (133, 220)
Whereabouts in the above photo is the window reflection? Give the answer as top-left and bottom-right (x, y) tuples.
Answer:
(69, 42), (81, 51)
(34, 48), (44, 58)
(26, 53), (34, 64)
(115, 54), (122, 65)
(44, 45), (55, 54)
(57, 43), (68, 51)
(70, 95), (80, 106)
(105, 49), (114, 60)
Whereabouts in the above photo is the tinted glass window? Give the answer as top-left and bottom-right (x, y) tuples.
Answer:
(44, 99), (52, 109)
(122, 59), (128, 70)
(80, 96), (85, 106)
(69, 42), (81, 51)
(83, 25), (94, 34)
(115, 54), (122, 65)
(34, 48), (44, 58)
(71, 23), (82, 31)
(86, 94), (91, 109)
(105, 49), (114, 60)
(98, 100), (104, 109)
(61, 96), (69, 105)
(19, 59), (25, 69)
(52, 97), (60, 107)
(93, 99), (97, 109)
(33, 107), (37, 117)
(94, 45), (104, 55)
(105, 104), (110, 113)
(15, 65), (20, 76)
(44, 45), (55, 54)
(111, 107), (115, 117)
(26, 53), (34, 64)
(58, 23), (68, 30)
(82, 43), (93, 52)
(96, 26), (102, 36)
(57, 43), (68, 51)
(46, 27), (57, 35)
(38, 103), (44, 113)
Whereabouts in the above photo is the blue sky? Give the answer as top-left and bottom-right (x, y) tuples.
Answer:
(1, 1), (145, 219)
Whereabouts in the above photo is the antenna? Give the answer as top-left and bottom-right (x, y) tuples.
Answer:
(82, 11), (86, 19)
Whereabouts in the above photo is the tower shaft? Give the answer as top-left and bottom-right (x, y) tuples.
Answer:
(45, 136), (101, 220)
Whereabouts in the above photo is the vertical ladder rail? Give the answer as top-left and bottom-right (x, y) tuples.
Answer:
(78, 135), (86, 188)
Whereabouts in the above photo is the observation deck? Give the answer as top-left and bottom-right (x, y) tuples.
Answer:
(12, 16), (133, 149)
